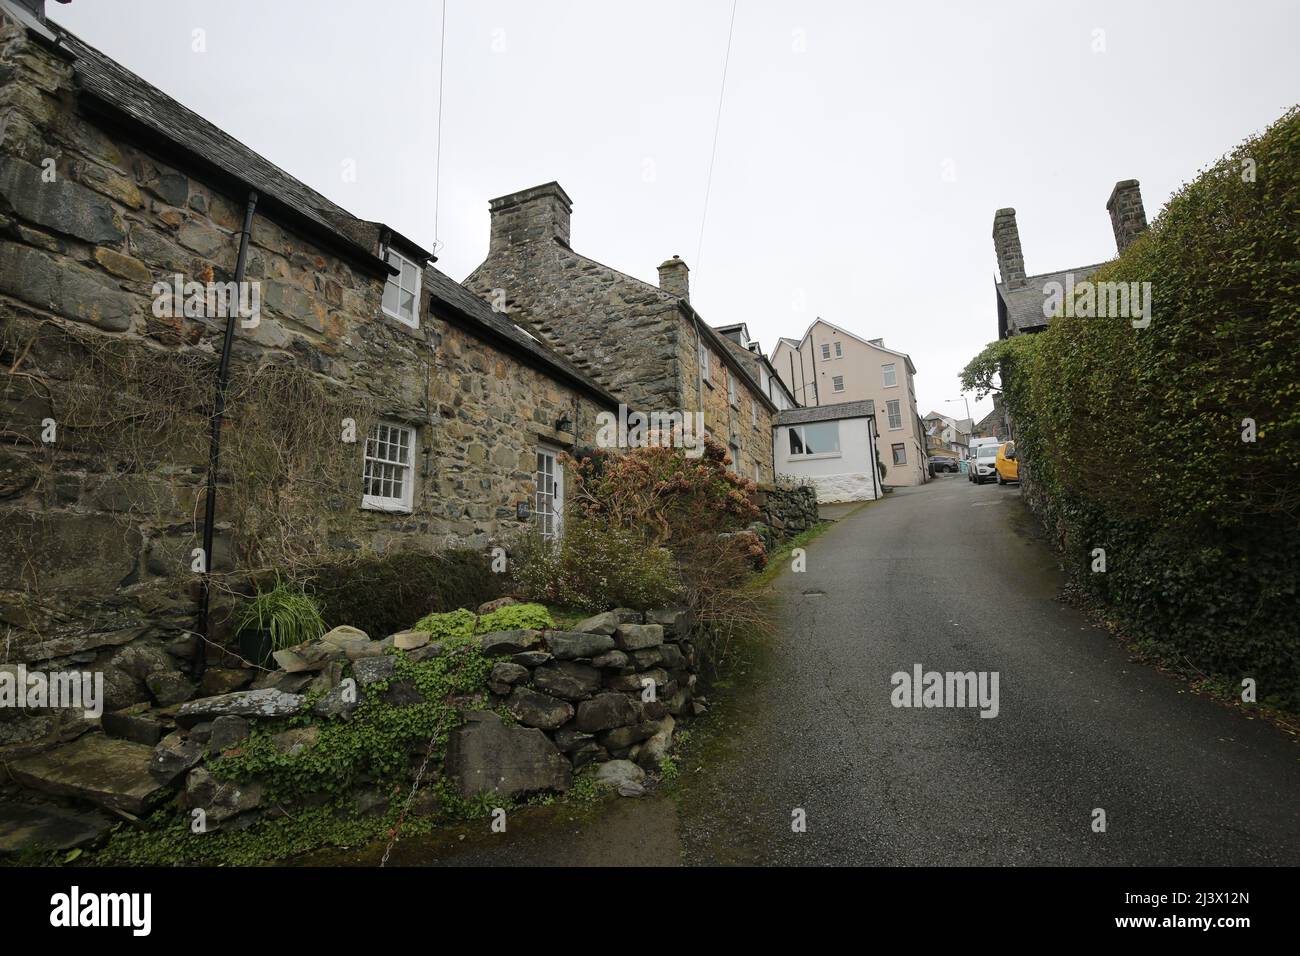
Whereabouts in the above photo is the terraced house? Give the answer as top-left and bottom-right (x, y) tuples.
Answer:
(0, 2), (618, 745)
(466, 183), (779, 484)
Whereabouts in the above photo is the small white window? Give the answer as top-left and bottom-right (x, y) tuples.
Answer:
(892, 443), (907, 465)
(535, 447), (564, 540)
(834, 341), (843, 358)
(886, 399), (902, 430)
(382, 248), (421, 327)
(832, 375), (845, 392)
(362, 421), (415, 512)
(728, 372), (738, 407)
(882, 363), (897, 387)
(820, 343), (831, 360)
(728, 441), (741, 474)
(698, 340), (711, 383)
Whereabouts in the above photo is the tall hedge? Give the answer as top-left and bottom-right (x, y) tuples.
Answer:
(965, 107), (1300, 706)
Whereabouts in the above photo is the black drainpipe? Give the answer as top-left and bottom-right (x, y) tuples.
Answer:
(193, 189), (259, 677)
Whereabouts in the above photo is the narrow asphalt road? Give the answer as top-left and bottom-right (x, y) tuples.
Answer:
(384, 478), (1299, 866)
(677, 478), (1300, 865)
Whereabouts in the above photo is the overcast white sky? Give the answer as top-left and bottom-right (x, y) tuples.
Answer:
(54, 0), (1299, 423)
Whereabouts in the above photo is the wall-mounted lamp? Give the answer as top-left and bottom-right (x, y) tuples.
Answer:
(516, 500), (531, 521)
(555, 413), (572, 434)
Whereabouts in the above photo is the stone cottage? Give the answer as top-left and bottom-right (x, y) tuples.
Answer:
(465, 183), (779, 484)
(0, 2), (618, 748)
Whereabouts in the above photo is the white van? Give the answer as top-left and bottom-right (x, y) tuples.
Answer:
(968, 437), (1002, 484)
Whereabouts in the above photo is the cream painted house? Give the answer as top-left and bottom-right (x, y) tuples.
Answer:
(771, 319), (927, 486)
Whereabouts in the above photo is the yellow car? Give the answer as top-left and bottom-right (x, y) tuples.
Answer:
(995, 441), (1019, 484)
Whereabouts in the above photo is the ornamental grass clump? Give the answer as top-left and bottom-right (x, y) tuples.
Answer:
(235, 579), (327, 651)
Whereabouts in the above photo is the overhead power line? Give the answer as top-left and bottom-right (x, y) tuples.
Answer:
(694, 0), (738, 280)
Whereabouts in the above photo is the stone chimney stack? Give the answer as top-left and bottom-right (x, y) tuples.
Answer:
(657, 255), (690, 299)
(487, 182), (572, 256)
(1106, 179), (1148, 254)
(992, 208), (1026, 288)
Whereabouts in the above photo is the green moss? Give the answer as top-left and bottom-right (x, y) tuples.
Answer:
(412, 607), (477, 640)
(475, 603), (553, 633)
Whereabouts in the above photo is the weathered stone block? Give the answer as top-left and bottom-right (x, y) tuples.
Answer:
(176, 688), (304, 728)
(575, 692), (638, 733)
(506, 686), (573, 730)
(613, 623), (664, 652)
(0, 157), (124, 243)
(573, 608), (642, 635)
(543, 631), (615, 660)
(444, 710), (570, 798)
(531, 661), (601, 701)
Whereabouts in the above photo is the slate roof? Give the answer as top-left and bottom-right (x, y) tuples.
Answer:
(39, 13), (616, 405)
(775, 400), (875, 426)
(423, 267), (619, 407)
(996, 263), (1105, 337)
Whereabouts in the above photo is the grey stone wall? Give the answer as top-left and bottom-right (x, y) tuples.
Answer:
(754, 485), (819, 541)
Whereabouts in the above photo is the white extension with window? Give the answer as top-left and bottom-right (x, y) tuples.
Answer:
(362, 421), (415, 512)
(382, 247), (422, 328)
(535, 447), (564, 540)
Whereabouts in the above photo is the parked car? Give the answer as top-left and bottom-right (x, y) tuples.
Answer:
(995, 441), (1020, 484)
(971, 442), (1000, 484)
(967, 437), (1001, 482)
(928, 456), (958, 474)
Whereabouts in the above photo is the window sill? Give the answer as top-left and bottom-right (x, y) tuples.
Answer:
(381, 306), (421, 330)
(788, 451), (842, 462)
(361, 499), (413, 514)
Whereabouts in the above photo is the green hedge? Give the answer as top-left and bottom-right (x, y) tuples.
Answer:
(964, 107), (1300, 707)
(306, 549), (504, 638)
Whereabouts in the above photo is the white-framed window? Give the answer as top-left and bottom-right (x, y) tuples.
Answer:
(728, 371), (738, 407)
(381, 248), (421, 328)
(750, 398), (758, 426)
(834, 341), (843, 358)
(698, 340), (711, 383)
(787, 421), (841, 457)
(886, 399), (902, 430)
(753, 462), (761, 483)
(362, 421), (415, 512)
(892, 443), (907, 465)
(728, 440), (741, 474)
(759, 367), (770, 396)
(882, 363), (897, 387)
(535, 446), (564, 540)
(832, 375), (845, 392)
(820, 343), (831, 360)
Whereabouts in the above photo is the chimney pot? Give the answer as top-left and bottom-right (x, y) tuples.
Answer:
(992, 208), (1027, 289)
(1106, 179), (1147, 254)
(487, 182), (572, 255)
(657, 254), (690, 300)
